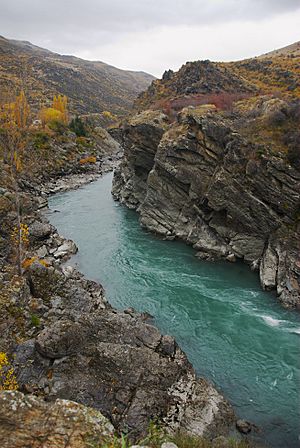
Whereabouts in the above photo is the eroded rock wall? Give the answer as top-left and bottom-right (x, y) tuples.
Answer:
(112, 108), (300, 308)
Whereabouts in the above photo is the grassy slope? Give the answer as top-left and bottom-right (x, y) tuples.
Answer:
(0, 35), (155, 116)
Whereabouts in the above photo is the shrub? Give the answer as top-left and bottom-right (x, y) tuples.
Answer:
(69, 116), (87, 137)
(22, 256), (37, 269)
(22, 257), (49, 270)
(47, 119), (67, 135)
(30, 313), (41, 327)
(32, 131), (50, 149)
(102, 110), (117, 121)
(76, 136), (92, 147)
(0, 352), (18, 391)
(79, 155), (97, 165)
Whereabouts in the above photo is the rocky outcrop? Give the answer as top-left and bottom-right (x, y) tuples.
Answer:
(12, 254), (234, 440)
(0, 390), (114, 448)
(135, 60), (257, 110)
(112, 110), (169, 209)
(112, 107), (300, 309)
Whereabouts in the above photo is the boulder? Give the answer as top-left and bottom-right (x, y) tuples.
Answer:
(236, 419), (252, 434)
(0, 390), (114, 448)
(29, 221), (52, 241)
(54, 240), (78, 259)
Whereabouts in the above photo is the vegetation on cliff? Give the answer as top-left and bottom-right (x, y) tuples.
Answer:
(135, 42), (300, 124)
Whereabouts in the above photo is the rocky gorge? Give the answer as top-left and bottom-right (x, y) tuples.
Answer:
(0, 130), (244, 446)
(112, 104), (300, 310)
(1, 37), (300, 447)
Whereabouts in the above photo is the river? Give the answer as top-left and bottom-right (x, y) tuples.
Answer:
(48, 172), (300, 448)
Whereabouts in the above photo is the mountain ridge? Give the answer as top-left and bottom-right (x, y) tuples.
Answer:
(135, 40), (300, 111)
(0, 35), (155, 115)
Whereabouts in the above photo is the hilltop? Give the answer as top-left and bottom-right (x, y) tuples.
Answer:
(136, 41), (300, 111)
(259, 40), (300, 58)
(0, 35), (155, 115)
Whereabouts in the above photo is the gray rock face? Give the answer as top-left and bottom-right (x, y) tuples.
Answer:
(112, 110), (169, 209)
(14, 310), (234, 440)
(112, 107), (300, 309)
(13, 261), (234, 441)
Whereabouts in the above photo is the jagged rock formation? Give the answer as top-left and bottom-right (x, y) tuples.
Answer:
(0, 390), (114, 448)
(12, 258), (234, 440)
(112, 107), (300, 309)
(136, 60), (257, 111)
(135, 41), (300, 111)
(0, 35), (155, 115)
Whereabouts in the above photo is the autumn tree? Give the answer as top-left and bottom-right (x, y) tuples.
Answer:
(0, 90), (30, 275)
(39, 94), (68, 127)
(39, 107), (63, 126)
(53, 94), (68, 124)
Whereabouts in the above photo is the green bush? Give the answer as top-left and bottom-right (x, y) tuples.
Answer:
(48, 119), (67, 135)
(32, 131), (50, 149)
(69, 116), (87, 137)
(30, 314), (41, 327)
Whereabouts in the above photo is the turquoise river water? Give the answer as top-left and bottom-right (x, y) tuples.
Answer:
(48, 173), (300, 448)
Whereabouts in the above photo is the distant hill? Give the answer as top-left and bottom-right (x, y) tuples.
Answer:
(258, 41), (300, 58)
(224, 41), (300, 97)
(135, 41), (300, 111)
(0, 35), (155, 115)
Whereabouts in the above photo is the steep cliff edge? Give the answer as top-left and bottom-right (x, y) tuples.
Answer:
(112, 105), (300, 309)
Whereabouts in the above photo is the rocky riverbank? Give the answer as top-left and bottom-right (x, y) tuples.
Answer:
(112, 104), (300, 310)
(0, 145), (245, 445)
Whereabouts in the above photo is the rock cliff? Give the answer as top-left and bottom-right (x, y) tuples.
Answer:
(112, 107), (300, 309)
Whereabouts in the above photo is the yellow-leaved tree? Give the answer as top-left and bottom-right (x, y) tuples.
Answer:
(53, 94), (68, 124)
(0, 90), (30, 275)
(39, 94), (68, 127)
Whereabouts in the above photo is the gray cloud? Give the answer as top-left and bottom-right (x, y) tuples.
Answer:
(0, 0), (300, 74)
(2, 0), (300, 30)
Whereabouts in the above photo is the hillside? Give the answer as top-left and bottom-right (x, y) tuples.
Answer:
(259, 41), (300, 58)
(225, 41), (300, 97)
(0, 35), (155, 115)
(136, 41), (300, 110)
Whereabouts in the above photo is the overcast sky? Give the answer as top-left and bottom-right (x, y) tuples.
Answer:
(1, 0), (300, 77)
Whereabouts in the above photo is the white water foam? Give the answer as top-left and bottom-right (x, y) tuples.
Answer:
(261, 316), (300, 335)
(288, 327), (300, 335)
(261, 315), (285, 327)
